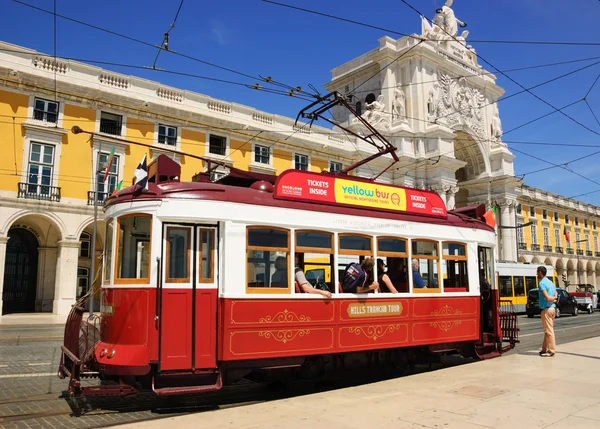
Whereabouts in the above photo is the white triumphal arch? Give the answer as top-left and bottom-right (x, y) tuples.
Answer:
(325, 0), (520, 262)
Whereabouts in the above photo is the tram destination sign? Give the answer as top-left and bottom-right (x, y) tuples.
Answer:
(274, 170), (447, 218)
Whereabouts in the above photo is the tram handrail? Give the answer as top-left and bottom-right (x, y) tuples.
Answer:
(155, 256), (162, 322)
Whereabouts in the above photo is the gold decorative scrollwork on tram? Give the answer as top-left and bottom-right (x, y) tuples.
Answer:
(429, 320), (462, 332)
(257, 329), (310, 343)
(258, 309), (312, 323)
(430, 304), (463, 317)
(348, 325), (401, 341)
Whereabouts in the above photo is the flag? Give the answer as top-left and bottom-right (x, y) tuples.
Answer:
(564, 226), (571, 243)
(102, 145), (116, 183)
(111, 180), (123, 196)
(133, 154), (148, 190)
(483, 206), (496, 229)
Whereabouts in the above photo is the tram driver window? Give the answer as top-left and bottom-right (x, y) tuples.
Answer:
(442, 242), (468, 292)
(116, 214), (151, 282)
(247, 227), (290, 291)
(411, 240), (440, 292)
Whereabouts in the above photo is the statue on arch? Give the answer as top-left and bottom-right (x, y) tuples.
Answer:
(363, 94), (389, 126)
(490, 105), (503, 141)
(439, 0), (465, 37)
(392, 85), (406, 121)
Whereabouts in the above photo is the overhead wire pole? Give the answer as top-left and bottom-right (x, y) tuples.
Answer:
(89, 137), (102, 317)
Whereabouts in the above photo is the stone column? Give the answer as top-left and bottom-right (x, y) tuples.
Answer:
(53, 239), (80, 315)
(37, 246), (58, 312)
(0, 236), (8, 315)
(499, 199), (517, 262)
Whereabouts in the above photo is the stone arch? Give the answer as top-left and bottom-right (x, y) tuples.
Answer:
(2, 228), (39, 314)
(453, 130), (490, 181)
(595, 261), (600, 272)
(518, 256), (527, 263)
(2, 210), (66, 244)
(544, 258), (553, 266)
(531, 256), (541, 264)
(555, 259), (564, 270)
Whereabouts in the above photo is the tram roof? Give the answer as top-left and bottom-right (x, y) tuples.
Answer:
(106, 179), (493, 232)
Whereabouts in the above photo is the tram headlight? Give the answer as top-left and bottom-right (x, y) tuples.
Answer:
(99, 348), (108, 358)
(107, 350), (116, 359)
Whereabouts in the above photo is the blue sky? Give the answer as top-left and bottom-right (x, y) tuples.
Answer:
(2, 0), (600, 205)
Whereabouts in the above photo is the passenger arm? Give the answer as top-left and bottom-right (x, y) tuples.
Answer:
(300, 282), (331, 298)
(381, 274), (398, 293)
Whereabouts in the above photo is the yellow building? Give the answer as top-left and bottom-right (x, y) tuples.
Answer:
(517, 185), (600, 289)
(0, 42), (358, 315)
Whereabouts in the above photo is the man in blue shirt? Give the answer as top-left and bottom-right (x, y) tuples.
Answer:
(412, 259), (426, 289)
(537, 266), (558, 357)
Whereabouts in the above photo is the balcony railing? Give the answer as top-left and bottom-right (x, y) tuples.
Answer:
(566, 249), (574, 254)
(544, 245), (553, 252)
(17, 182), (61, 202)
(586, 250), (593, 256)
(518, 242), (527, 250)
(555, 246), (563, 253)
(87, 191), (109, 206)
(99, 121), (122, 136)
(577, 249), (584, 256)
(531, 244), (540, 251)
(596, 251), (600, 257)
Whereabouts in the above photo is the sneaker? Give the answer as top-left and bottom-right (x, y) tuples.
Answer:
(546, 352), (555, 357)
(538, 351), (547, 356)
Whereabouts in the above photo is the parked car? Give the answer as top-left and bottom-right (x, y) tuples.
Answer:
(526, 288), (578, 318)
(572, 284), (597, 313)
(597, 292), (600, 309)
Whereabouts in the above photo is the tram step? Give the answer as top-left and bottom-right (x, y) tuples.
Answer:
(152, 372), (223, 396)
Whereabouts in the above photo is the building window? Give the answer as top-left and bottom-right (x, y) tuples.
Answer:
(531, 224), (537, 245)
(355, 102), (362, 115)
(542, 209), (547, 220)
(585, 219), (589, 228)
(96, 151), (119, 201)
(77, 267), (89, 299)
(595, 236), (598, 252)
(100, 112), (122, 135)
(555, 228), (560, 248)
(529, 206), (535, 216)
(329, 161), (343, 173)
(295, 154), (309, 171)
(554, 212), (558, 222)
(516, 204), (522, 214)
(158, 125), (177, 146)
(116, 215), (151, 282)
(33, 98), (58, 123)
(209, 134), (227, 156)
(575, 217), (579, 226)
(344, 85), (350, 94)
(254, 144), (270, 164)
(585, 234), (590, 251)
(565, 215), (569, 224)
(576, 232), (581, 249)
(80, 232), (91, 258)
(594, 221), (597, 230)
(543, 227), (549, 246)
(27, 142), (54, 196)
(517, 226), (524, 245)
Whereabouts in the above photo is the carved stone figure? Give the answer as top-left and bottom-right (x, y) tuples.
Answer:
(439, 0), (465, 37)
(427, 84), (441, 120)
(363, 94), (388, 126)
(491, 105), (503, 141)
(392, 85), (406, 121)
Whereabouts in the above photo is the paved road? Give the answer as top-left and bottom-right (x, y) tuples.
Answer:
(1, 311), (599, 428)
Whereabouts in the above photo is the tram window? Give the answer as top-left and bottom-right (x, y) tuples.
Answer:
(499, 275), (513, 297)
(525, 276), (537, 293)
(247, 227), (290, 291)
(166, 227), (190, 282)
(104, 219), (113, 284)
(412, 240), (440, 292)
(296, 231), (332, 249)
(514, 276), (525, 296)
(115, 214), (151, 282)
(296, 230), (334, 293)
(442, 242), (468, 292)
(378, 237), (408, 293)
(339, 234), (372, 252)
(199, 229), (214, 282)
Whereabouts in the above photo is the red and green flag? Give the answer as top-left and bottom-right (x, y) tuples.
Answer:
(483, 206), (496, 229)
(111, 180), (123, 196)
(102, 145), (116, 183)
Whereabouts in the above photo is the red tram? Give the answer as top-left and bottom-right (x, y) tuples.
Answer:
(59, 155), (518, 398)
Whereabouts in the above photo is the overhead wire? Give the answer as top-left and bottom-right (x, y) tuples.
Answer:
(261, 0), (600, 47)
(152, 0), (186, 69)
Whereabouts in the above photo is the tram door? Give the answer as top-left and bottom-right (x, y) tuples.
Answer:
(159, 224), (218, 371)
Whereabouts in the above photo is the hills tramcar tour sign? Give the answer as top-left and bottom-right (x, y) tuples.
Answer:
(274, 170), (447, 218)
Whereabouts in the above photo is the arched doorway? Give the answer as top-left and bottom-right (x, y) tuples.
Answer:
(2, 228), (39, 314)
